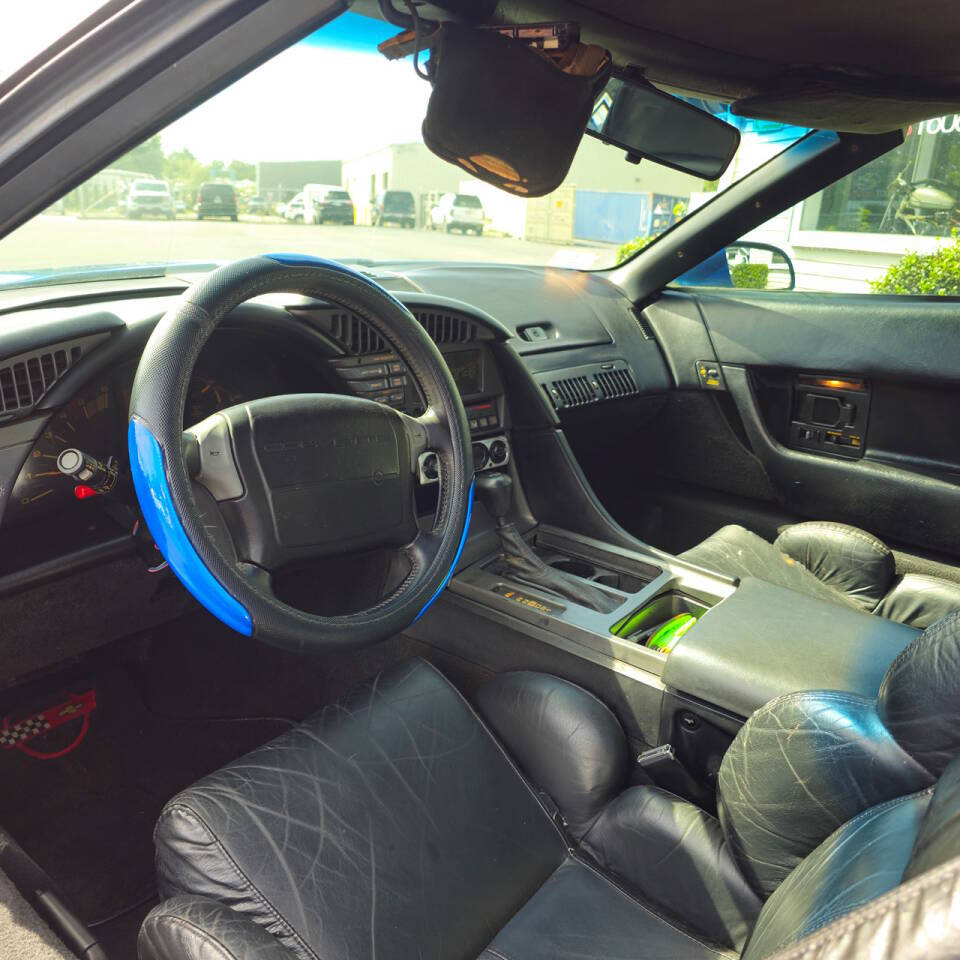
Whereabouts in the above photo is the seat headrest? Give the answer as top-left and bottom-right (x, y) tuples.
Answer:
(879, 609), (960, 777)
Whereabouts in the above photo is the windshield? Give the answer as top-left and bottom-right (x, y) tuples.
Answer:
(0, 12), (807, 287)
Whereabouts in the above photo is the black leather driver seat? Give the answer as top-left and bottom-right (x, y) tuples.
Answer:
(681, 520), (960, 627)
(139, 613), (960, 960)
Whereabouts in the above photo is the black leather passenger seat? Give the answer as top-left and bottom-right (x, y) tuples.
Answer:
(139, 612), (960, 960)
(681, 520), (960, 627)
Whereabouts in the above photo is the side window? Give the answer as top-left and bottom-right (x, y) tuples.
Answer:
(678, 116), (960, 296)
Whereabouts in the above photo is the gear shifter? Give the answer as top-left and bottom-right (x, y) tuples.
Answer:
(474, 471), (620, 613)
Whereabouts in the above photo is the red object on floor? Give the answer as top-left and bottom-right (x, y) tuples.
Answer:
(0, 690), (97, 759)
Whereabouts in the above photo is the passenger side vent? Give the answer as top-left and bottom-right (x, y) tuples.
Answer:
(596, 367), (638, 399)
(0, 334), (105, 417)
(537, 360), (639, 411)
(631, 307), (655, 340)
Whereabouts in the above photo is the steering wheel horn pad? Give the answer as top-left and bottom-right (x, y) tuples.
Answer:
(128, 254), (474, 651)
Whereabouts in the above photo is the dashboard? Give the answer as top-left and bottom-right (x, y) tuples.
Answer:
(0, 264), (670, 590)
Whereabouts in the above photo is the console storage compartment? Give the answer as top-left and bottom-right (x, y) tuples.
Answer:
(662, 577), (919, 717)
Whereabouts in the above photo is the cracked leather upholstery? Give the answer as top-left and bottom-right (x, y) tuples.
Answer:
(474, 670), (630, 838)
(773, 522), (894, 612)
(742, 790), (933, 958)
(879, 609), (960, 777)
(873, 573), (960, 628)
(477, 857), (730, 960)
(146, 653), (960, 960)
(139, 896), (299, 960)
(682, 522), (960, 627)
(718, 613), (960, 899)
(717, 691), (934, 896)
(581, 785), (762, 950)
(679, 525), (852, 608)
(154, 658), (569, 960)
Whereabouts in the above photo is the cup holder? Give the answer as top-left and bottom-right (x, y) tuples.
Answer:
(550, 558), (596, 579)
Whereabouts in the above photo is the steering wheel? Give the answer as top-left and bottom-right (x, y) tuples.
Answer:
(127, 254), (474, 651)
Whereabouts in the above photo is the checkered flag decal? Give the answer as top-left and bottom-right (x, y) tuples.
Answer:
(0, 713), (52, 748)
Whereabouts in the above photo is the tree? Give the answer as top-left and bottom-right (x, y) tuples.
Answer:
(227, 160), (255, 182)
(870, 231), (960, 296)
(116, 134), (164, 177)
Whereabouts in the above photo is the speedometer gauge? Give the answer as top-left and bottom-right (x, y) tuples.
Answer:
(186, 376), (246, 424)
(7, 381), (114, 521)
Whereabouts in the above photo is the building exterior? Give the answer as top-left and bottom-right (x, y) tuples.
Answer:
(734, 115), (960, 292)
(343, 143), (464, 225)
(256, 160), (342, 202)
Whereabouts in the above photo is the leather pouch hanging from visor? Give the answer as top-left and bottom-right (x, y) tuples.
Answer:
(422, 24), (611, 197)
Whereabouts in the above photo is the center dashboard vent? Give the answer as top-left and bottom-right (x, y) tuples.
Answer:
(538, 360), (639, 410)
(322, 308), (478, 355)
(0, 333), (106, 418)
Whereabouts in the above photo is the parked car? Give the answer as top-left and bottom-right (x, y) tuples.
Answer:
(246, 194), (270, 214)
(430, 192), (485, 234)
(283, 192), (306, 223)
(372, 189), (415, 228)
(125, 178), (174, 219)
(196, 182), (238, 220)
(304, 184), (354, 224)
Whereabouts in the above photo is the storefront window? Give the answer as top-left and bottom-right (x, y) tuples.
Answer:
(801, 116), (960, 237)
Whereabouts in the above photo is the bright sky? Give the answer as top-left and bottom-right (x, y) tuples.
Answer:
(3, 5), (431, 166)
(161, 43), (431, 165)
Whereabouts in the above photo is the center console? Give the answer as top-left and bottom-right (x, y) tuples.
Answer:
(417, 468), (919, 801)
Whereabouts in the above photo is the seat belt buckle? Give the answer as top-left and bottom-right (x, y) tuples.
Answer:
(636, 743), (677, 771)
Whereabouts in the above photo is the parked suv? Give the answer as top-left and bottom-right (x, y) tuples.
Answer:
(125, 179), (174, 219)
(373, 189), (415, 228)
(196, 182), (238, 221)
(305, 185), (355, 224)
(430, 193), (484, 234)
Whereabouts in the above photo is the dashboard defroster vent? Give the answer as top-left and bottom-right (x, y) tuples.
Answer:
(0, 334), (105, 417)
(537, 360), (640, 411)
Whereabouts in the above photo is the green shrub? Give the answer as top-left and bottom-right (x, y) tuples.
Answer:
(870, 232), (960, 296)
(615, 234), (654, 265)
(730, 263), (769, 289)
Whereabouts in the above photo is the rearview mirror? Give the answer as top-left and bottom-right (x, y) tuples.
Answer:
(586, 75), (740, 180)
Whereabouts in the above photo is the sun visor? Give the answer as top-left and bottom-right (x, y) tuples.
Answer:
(422, 24), (611, 197)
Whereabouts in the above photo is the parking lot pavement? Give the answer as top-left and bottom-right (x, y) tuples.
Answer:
(0, 215), (617, 273)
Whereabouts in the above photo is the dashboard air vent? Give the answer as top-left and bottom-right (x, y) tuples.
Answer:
(323, 308), (478, 354)
(412, 310), (478, 344)
(537, 360), (639, 411)
(0, 334), (104, 416)
(328, 311), (388, 355)
(596, 367), (638, 399)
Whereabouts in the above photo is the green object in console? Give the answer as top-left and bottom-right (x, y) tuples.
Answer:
(647, 613), (697, 652)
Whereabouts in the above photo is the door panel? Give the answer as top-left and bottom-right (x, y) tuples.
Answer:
(588, 289), (960, 560)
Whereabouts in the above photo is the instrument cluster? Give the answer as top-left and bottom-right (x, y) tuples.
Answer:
(3, 332), (324, 527)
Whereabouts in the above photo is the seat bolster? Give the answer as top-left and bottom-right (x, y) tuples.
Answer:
(139, 896), (299, 960)
(679, 525), (856, 608)
(742, 790), (932, 960)
(718, 690), (934, 897)
(474, 671), (630, 838)
(874, 574), (960, 628)
(773, 522), (894, 612)
(582, 785), (762, 951)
